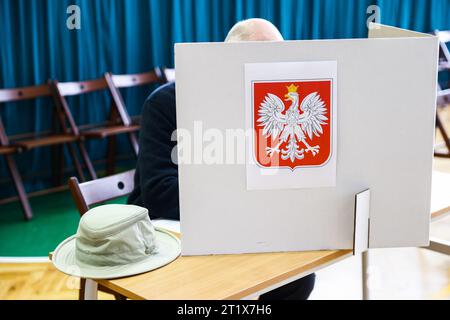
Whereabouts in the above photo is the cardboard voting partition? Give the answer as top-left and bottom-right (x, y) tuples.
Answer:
(175, 24), (438, 255)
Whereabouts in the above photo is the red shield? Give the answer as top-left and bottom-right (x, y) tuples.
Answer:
(253, 80), (332, 170)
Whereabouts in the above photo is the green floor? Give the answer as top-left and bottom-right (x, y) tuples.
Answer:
(0, 191), (127, 257)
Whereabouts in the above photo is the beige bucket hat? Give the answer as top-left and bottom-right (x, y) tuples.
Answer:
(52, 204), (180, 279)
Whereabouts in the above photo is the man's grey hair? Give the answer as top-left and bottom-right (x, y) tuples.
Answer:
(225, 18), (284, 42)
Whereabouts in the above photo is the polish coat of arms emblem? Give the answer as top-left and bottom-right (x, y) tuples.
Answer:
(253, 80), (332, 169)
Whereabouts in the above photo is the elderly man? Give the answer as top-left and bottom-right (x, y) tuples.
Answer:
(128, 18), (316, 300)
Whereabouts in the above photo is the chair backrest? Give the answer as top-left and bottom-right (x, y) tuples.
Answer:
(68, 169), (135, 216)
(107, 68), (166, 89)
(54, 78), (109, 97)
(0, 82), (68, 140)
(0, 83), (53, 103)
(52, 77), (130, 132)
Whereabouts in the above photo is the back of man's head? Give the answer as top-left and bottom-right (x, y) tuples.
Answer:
(225, 18), (283, 42)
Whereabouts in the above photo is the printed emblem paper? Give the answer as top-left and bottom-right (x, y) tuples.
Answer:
(245, 61), (337, 190)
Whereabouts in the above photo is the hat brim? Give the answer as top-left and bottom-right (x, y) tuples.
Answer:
(52, 227), (180, 280)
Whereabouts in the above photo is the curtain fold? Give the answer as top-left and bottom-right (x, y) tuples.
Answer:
(0, 0), (449, 196)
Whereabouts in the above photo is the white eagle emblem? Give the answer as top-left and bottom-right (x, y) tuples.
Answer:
(257, 84), (328, 162)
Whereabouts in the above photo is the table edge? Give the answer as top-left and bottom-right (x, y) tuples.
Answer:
(97, 249), (353, 300)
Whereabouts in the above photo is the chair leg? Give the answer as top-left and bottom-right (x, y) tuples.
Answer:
(77, 141), (97, 180)
(106, 136), (117, 176)
(79, 278), (98, 300)
(67, 143), (85, 182)
(79, 278), (86, 300)
(5, 155), (32, 220)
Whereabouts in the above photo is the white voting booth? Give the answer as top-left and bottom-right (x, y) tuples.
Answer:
(175, 24), (438, 256)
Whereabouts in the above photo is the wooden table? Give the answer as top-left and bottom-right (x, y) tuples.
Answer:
(92, 246), (351, 300)
(83, 171), (450, 300)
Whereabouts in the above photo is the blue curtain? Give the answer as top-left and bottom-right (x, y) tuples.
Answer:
(1, 0), (449, 196)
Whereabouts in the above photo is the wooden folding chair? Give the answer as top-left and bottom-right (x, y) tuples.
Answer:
(52, 78), (140, 180)
(105, 68), (167, 126)
(68, 169), (135, 300)
(104, 68), (167, 174)
(435, 30), (450, 71)
(434, 30), (450, 157)
(0, 83), (84, 220)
